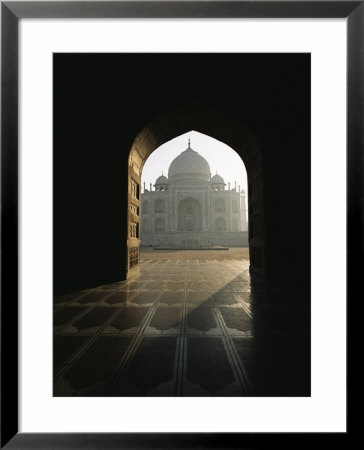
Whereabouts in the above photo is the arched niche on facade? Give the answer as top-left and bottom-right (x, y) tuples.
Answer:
(127, 104), (264, 278)
(215, 198), (226, 213)
(155, 199), (165, 214)
(155, 217), (165, 232)
(142, 200), (149, 214)
(177, 197), (202, 232)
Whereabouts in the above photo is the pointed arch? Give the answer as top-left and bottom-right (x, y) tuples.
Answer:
(128, 104), (264, 277)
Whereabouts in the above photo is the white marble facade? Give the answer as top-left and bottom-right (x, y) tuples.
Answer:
(141, 141), (248, 248)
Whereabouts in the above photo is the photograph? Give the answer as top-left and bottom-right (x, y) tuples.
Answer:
(1, 0), (353, 446)
(53, 53), (311, 397)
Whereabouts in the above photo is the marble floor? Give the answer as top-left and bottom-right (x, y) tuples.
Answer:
(54, 254), (310, 396)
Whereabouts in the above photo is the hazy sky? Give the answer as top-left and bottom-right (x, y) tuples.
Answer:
(141, 131), (247, 193)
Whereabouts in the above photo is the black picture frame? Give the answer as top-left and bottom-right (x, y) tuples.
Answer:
(1, 1), (356, 448)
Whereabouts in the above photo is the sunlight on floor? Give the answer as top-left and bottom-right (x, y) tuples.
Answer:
(54, 253), (310, 397)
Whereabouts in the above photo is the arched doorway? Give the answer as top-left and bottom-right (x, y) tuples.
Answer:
(177, 197), (202, 232)
(127, 105), (264, 279)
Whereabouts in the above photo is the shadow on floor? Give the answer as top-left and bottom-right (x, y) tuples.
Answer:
(53, 257), (310, 397)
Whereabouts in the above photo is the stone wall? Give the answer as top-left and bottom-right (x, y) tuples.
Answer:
(141, 231), (248, 248)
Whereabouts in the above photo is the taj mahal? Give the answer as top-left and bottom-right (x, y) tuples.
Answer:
(141, 140), (248, 248)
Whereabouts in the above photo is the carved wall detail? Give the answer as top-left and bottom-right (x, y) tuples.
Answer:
(130, 221), (139, 238)
(130, 177), (140, 199)
(130, 204), (139, 216)
(129, 247), (139, 268)
(129, 150), (143, 176)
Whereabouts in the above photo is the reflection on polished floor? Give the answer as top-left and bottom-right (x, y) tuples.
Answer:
(54, 253), (310, 396)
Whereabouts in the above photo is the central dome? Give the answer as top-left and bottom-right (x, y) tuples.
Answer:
(168, 143), (211, 183)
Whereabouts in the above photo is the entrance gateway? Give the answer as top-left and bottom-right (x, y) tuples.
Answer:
(127, 106), (264, 279)
(140, 140), (248, 249)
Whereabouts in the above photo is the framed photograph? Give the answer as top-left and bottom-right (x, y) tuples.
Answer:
(1, 1), (355, 448)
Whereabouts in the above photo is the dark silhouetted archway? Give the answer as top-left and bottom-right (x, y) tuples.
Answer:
(128, 105), (264, 279)
(54, 53), (310, 297)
